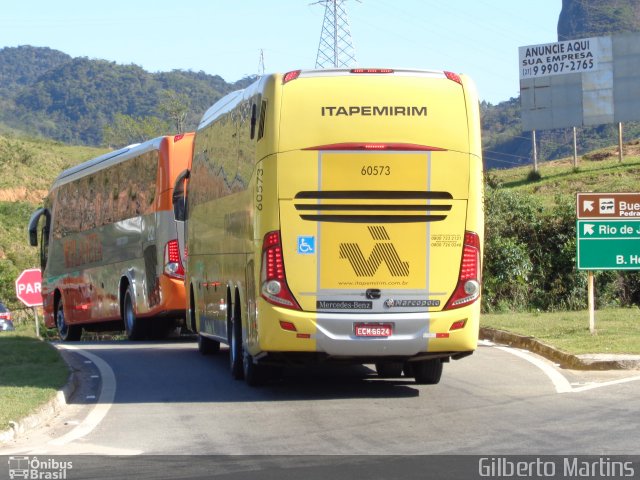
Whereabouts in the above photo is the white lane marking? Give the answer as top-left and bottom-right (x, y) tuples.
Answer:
(49, 345), (116, 446)
(571, 374), (640, 393)
(493, 344), (573, 394)
(481, 340), (640, 394)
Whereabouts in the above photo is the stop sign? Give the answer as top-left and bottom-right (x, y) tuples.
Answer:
(15, 268), (43, 307)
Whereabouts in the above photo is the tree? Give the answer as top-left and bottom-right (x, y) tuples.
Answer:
(159, 90), (190, 134)
(102, 113), (170, 149)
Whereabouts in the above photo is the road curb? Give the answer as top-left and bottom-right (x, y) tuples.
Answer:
(480, 327), (640, 370)
(0, 345), (78, 445)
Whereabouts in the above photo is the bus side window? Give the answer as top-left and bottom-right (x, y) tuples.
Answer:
(172, 169), (190, 222)
(250, 103), (257, 140)
(257, 100), (267, 141)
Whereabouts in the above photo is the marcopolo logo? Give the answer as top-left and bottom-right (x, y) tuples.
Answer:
(339, 226), (409, 277)
(8, 456), (73, 480)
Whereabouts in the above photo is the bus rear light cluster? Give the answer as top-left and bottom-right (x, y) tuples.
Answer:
(444, 231), (481, 310)
(444, 71), (462, 85)
(164, 239), (185, 279)
(282, 70), (301, 84)
(449, 320), (467, 331)
(261, 231), (301, 309)
(279, 320), (297, 331)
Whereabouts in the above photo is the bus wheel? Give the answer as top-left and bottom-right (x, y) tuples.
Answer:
(123, 287), (147, 340)
(189, 287), (197, 333)
(229, 308), (244, 380)
(56, 301), (81, 341)
(375, 362), (403, 378)
(243, 351), (272, 387)
(198, 334), (220, 355)
(411, 359), (443, 385)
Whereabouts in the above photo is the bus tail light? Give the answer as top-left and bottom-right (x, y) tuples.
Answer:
(283, 70), (301, 84)
(444, 232), (481, 310)
(444, 71), (462, 85)
(260, 231), (301, 310)
(350, 68), (394, 74)
(164, 239), (185, 279)
(304, 143), (445, 152)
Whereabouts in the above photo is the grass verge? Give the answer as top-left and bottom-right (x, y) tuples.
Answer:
(0, 316), (69, 432)
(481, 307), (640, 355)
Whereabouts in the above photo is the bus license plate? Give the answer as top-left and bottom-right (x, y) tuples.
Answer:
(354, 323), (393, 337)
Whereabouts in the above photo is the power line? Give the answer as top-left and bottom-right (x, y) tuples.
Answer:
(312, 0), (358, 68)
(258, 49), (265, 76)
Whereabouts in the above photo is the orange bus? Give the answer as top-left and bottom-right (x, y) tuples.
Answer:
(28, 134), (193, 340)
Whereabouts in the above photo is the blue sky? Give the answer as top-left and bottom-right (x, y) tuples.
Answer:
(0, 0), (561, 104)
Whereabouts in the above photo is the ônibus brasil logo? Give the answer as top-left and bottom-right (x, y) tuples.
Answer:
(8, 456), (73, 480)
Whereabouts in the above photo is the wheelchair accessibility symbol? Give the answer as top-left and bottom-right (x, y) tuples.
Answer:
(297, 236), (316, 255)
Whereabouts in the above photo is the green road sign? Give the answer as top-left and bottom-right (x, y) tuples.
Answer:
(577, 220), (640, 270)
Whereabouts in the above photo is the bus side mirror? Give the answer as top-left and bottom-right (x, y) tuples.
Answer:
(173, 169), (190, 222)
(28, 207), (46, 246)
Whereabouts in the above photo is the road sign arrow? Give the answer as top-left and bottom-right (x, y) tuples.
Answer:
(583, 224), (595, 235)
(583, 200), (594, 212)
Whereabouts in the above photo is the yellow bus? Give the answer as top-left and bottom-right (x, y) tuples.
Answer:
(29, 134), (194, 340)
(180, 68), (483, 385)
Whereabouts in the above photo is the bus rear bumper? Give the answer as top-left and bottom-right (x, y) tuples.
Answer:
(256, 305), (479, 358)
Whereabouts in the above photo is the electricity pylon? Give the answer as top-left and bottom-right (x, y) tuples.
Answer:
(313, 0), (358, 69)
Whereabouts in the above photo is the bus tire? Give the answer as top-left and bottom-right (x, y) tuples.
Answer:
(123, 287), (147, 340)
(189, 287), (197, 333)
(56, 300), (82, 341)
(243, 353), (269, 387)
(412, 359), (443, 385)
(198, 334), (220, 355)
(229, 299), (244, 380)
(375, 361), (403, 378)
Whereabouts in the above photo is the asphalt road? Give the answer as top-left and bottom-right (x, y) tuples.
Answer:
(3, 338), (640, 457)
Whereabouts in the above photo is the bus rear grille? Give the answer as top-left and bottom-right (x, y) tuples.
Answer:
(294, 190), (453, 223)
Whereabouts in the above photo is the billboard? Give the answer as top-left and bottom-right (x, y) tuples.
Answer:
(519, 33), (640, 131)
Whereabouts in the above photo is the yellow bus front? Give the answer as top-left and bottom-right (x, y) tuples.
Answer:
(254, 69), (483, 362)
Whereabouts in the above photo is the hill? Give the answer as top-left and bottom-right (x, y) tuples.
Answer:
(0, 46), (255, 146)
(0, 46), (71, 97)
(483, 141), (640, 312)
(482, 100), (640, 170)
(482, 0), (640, 170)
(558, 0), (640, 40)
(0, 135), (106, 304)
(3, 133), (640, 314)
